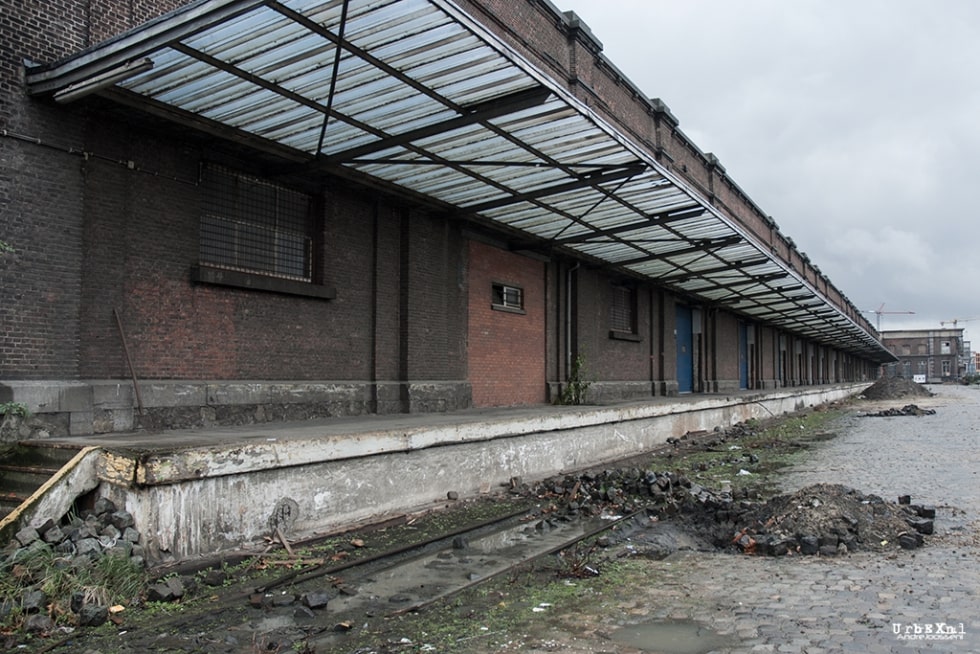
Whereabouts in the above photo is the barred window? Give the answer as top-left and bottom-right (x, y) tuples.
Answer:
(610, 284), (636, 334)
(200, 164), (313, 281)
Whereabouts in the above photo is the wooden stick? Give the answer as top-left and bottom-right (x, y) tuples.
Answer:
(113, 308), (144, 415)
(276, 526), (295, 556)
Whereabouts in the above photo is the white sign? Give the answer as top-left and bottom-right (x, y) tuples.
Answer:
(892, 622), (965, 642)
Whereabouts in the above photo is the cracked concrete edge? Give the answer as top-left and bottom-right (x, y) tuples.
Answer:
(129, 384), (867, 486)
(0, 446), (101, 541)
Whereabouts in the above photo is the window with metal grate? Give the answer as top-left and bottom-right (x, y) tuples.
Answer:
(610, 284), (636, 334)
(200, 164), (313, 281)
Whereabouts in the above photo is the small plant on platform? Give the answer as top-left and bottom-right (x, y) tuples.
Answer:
(0, 402), (31, 438)
(0, 402), (30, 419)
(558, 355), (591, 405)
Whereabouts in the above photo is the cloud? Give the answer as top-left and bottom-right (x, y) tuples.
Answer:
(826, 227), (931, 276)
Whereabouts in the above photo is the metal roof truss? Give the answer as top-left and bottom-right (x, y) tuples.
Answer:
(25, 0), (892, 361)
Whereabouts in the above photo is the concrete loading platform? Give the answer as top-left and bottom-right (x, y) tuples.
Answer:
(2, 384), (863, 564)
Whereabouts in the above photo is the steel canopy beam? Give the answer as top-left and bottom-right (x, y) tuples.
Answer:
(616, 235), (742, 267)
(462, 163), (647, 213)
(25, 0), (268, 95)
(657, 256), (771, 285)
(324, 87), (553, 163)
(554, 206), (706, 245)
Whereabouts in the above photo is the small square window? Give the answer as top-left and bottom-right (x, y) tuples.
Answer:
(492, 282), (524, 312)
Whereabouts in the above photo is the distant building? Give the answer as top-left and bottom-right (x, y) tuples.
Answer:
(881, 329), (966, 382)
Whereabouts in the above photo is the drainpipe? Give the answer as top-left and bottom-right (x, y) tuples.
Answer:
(566, 261), (580, 379)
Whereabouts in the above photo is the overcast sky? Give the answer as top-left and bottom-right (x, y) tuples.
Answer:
(558, 0), (980, 344)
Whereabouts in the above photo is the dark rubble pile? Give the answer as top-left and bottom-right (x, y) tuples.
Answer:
(519, 468), (935, 556)
(862, 404), (936, 417)
(0, 499), (146, 633)
(519, 465), (751, 525)
(516, 422), (769, 517)
(728, 484), (936, 555)
(861, 376), (933, 400)
(2, 498), (145, 570)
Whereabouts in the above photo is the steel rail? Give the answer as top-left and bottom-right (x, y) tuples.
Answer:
(388, 508), (646, 616)
(254, 503), (535, 593)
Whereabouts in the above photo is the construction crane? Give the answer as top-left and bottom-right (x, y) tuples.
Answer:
(940, 317), (979, 328)
(862, 303), (915, 331)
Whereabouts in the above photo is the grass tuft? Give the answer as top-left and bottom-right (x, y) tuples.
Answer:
(0, 546), (146, 630)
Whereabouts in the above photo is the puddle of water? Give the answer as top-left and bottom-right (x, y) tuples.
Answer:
(802, 430), (838, 442)
(611, 618), (730, 653)
(251, 614), (296, 632)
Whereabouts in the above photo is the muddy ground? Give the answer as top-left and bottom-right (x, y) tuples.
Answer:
(4, 378), (963, 653)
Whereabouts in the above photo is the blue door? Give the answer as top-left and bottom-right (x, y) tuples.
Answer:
(738, 322), (749, 389)
(676, 305), (693, 393)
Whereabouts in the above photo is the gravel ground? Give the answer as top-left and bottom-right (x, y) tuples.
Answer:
(22, 384), (978, 653)
(487, 384), (980, 654)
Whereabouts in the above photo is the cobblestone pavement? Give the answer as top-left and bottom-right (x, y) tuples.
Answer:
(505, 384), (980, 654)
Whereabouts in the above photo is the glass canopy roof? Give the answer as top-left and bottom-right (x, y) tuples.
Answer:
(25, 0), (894, 362)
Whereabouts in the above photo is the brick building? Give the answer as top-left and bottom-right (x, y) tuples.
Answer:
(1, 0), (895, 437)
(881, 328), (967, 383)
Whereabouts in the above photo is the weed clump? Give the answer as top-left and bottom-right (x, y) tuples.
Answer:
(0, 545), (146, 633)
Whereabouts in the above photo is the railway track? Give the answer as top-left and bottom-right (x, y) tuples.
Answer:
(278, 507), (638, 612)
(41, 502), (647, 653)
(291, 505), (643, 650)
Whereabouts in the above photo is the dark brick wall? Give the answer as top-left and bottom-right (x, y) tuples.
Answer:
(1, 94), (466, 386)
(0, 138), (84, 378)
(788, 336), (804, 385)
(71, 132), (466, 382)
(388, 209), (468, 384)
(2, 1), (89, 379)
(1, 0), (190, 380)
(574, 269), (651, 383)
(756, 326), (778, 387)
(88, 0), (192, 44)
(371, 203), (402, 385)
(709, 311), (739, 386)
(467, 240), (545, 406)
